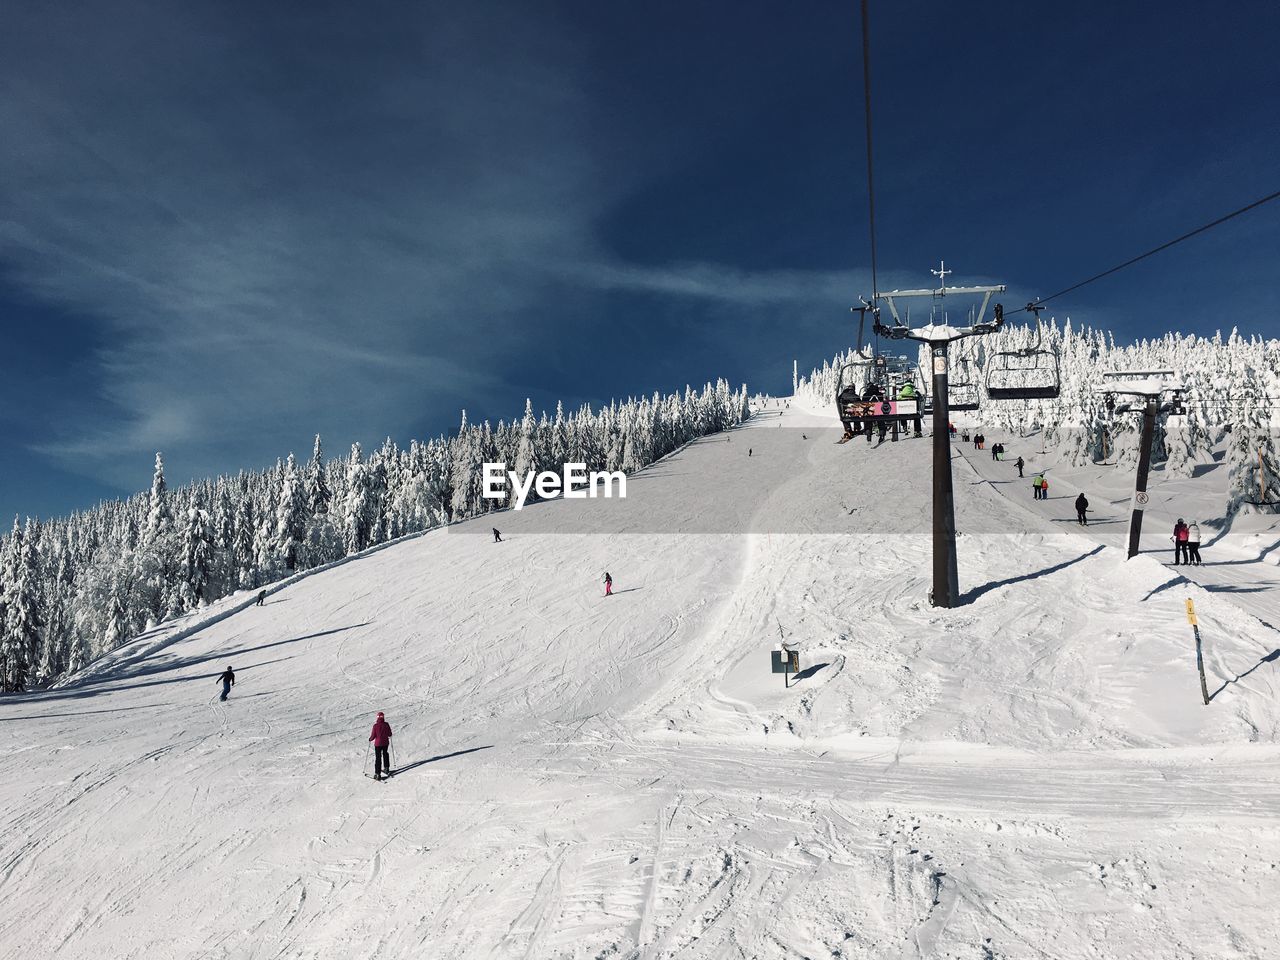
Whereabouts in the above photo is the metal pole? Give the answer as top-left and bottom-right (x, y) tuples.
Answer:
(1194, 624), (1210, 705)
(1126, 396), (1158, 559)
(931, 342), (959, 607)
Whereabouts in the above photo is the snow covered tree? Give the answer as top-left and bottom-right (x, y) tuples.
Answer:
(276, 453), (308, 571)
(308, 435), (331, 516)
(343, 444), (373, 554)
(1, 520), (42, 691)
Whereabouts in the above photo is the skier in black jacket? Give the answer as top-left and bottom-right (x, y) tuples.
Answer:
(1075, 493), (1089, 525)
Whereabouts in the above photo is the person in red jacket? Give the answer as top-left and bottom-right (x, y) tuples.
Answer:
(369, 712), (393, 780)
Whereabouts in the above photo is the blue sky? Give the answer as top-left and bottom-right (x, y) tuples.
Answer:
(2, 0), (1278, 521)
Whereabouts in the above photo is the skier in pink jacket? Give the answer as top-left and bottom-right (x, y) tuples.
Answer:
(369, 712), (393, 780)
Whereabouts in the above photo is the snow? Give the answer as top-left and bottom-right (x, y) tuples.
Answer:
(4, 403), (1280, 958)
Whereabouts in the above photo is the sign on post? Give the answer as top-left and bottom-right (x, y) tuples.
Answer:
(771, 647), (800, 687)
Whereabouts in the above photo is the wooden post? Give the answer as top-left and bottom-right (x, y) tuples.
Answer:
(1186, 599), (1210, 706)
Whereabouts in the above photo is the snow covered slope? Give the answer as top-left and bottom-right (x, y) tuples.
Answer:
(5, 407), (1280, 959)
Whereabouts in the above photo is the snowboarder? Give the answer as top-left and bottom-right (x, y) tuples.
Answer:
(1186, 520), (1203, 565)
(256, 590), (266, 607)
(1173, 519), (1189, 565)
(1016, 456), (1025, 478)
(217, 666), (235, 701)
(1075, 492), (1089, 525)
(492, 528), (502, 543)
(369, 711), (393, 781)
(603, 572), (613, 597)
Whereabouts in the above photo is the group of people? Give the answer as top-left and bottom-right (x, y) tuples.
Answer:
(838, 379), (924, 444)
(971, 432), (987, 450)
(989, 442), (1006, 461)
(1173, 519), (1204, 566)
(1031, 472), (1050, 500)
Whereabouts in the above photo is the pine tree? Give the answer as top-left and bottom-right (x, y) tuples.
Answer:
(1, 520), (42, 692)
(344, 444), (372, 554)
(308, 434), (331, 515)
(276, 453), (308, 571)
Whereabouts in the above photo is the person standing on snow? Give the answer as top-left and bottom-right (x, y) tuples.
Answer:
(369, 712), (393, 780)
(256, 590), (266, 607)
(1075, 492), (1089, 525)
(603, 572), (613, 597)
(217, 666), (235, 702)
(1186, 521), (1203, 565)
(1173, 519), (1189, 565)
(1039, 474), (1049, 500)
(492, 528), (502, 543)
(1032, 474), (1043, 500)
(1015, 456), (1025, 478)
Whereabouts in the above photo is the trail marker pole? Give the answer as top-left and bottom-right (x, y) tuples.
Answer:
(1186, 599), (1210, 706)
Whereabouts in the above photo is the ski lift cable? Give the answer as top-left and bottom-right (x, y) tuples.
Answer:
(1012, 188), (1280, 315)
(860, 0), (880, 305)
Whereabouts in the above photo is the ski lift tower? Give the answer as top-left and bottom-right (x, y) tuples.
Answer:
(1101, 370), (1183, 559)
(874, 262), (1006, 608)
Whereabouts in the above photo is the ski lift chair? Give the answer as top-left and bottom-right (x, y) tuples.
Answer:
(948, 357), (981, 412)
(986, 347), (1061, 400)
(835, 357), (873, 426)
(986, 313), (1061, 401)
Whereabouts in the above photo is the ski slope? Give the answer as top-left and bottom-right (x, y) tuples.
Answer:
(4, 406), (1280, 959)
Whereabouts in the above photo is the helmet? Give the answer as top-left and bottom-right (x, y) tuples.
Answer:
(377, 711), (384, 718)
(1177, 518), (1184, 523)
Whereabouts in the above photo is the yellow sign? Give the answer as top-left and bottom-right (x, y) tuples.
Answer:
(1185, 599), (1198, 626)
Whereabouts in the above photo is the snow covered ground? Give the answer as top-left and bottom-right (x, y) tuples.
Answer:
(5, 404), (1280, 959)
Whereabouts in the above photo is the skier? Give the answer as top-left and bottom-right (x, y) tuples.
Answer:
(368, 711), (393, 781)
(217, 665), (235, 702)
(1015, 456), (1025, 478)
(748, 448), (752, 457)
(603, 571), (613, 597)
(898, 382), (917, 400)
(1075, 492), (1089, 525)
(492, 528), (502, 543)
(1173, 519), (1189, 565)
(256, 590), (266, 607)
(1186, 520), (1203, 565)
(991, 442), (1000, 461)
(1039, 474), (1049, 500)
(1031, 474), (1042, 500)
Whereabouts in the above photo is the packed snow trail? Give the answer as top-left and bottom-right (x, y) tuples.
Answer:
(3, 406), (1279, 959)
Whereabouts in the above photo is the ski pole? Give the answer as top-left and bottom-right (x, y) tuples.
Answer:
(364, 743), (371, 776)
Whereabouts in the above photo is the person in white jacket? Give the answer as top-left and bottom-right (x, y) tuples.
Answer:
(1185, 521), (1203, 566)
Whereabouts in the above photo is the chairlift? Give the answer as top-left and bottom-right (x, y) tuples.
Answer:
(834, 351), (926, 440)
(985, 311), (1061, 401)
(948, 355), (981, 412)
